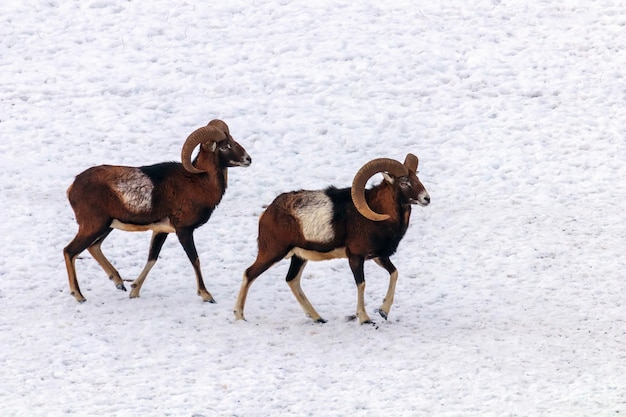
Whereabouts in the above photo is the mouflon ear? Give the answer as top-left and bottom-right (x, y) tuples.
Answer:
(403, 153), (418, 173)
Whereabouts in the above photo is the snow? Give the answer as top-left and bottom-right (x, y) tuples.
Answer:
(1, 0), (624, 415)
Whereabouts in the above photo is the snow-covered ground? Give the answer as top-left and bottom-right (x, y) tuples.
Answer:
(1, 1), (624, 415)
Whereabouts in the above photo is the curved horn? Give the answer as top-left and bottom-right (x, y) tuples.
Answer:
(404, 153), (418, 172)
(208, 119), (231, 139)
(181, 125), (226, 174)
(351, 158), (409, 221)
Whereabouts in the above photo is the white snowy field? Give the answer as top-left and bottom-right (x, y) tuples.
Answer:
(0, 0), (624, 415)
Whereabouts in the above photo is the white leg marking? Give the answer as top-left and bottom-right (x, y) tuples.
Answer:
(233, 275), (250, 321)
(287, 265), (324, 322)
(87, 242), (124, 288)
(379, 268), (398, 317)
(355, 281), (371, 324)
(129, 259), (157, 298)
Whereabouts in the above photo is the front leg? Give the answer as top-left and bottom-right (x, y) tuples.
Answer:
(348, 254), (372, 324)
(176, 228), (215, 303)
(374, 257), (398, 320)
(286, 256), (326, 323)
(87, 229), (126, 292)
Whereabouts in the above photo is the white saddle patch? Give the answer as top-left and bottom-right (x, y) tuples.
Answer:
(293, 191), (335, 243)
(112, 169), (154, 213)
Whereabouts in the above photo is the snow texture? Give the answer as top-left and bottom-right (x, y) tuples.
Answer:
(0, 1), (624, 416)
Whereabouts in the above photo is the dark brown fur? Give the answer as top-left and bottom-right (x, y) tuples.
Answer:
(234, 156), (429, 324)
(64, 130), (250, 303)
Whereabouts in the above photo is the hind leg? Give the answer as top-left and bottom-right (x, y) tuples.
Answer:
(86, 229), (126, 291)
(285, 256), (326, 323)
(63, 224), (112, 303)
(234, 250), (287, 321)
(235, 207), (303, 321)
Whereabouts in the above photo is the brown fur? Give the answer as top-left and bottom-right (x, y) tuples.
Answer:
(64, 123), (250, 303)
(234, 154), (429, 324)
